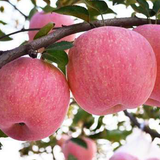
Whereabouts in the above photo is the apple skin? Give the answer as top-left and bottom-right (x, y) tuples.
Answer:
(0, 57), (70, 141)
(134, 25), (160, 107)
(146, 158), (160, 160)
(109, 152), (139, 160)
(62, 137), (97, 160)
(29, 11), (75, 42)
(67, 26), (157, 115)
(57, 134), (70, 147)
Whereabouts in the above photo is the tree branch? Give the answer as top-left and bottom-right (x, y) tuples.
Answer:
(7, 1), (28, 19)
(0, 17), (160, 68)
(124, 110), (160, 140)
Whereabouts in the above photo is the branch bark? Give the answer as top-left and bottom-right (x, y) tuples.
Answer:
(0, 17), (160, 68)
(124, 110), (160, 140)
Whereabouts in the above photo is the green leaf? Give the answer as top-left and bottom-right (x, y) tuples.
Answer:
(0, 6), (4, 12)
(0, 30), (12, 41)
(28, 7), (38, 20)
(68, 154), (77, 160)
(42, 5), (54, 13)
(31, 0), (36, 6)
(126, 0), (136, 6)
(0, 142), (2, 150)
(0, 130), (7, 138)
(112, 0), (125, 5)
(46, 41), (73, 51)
(153, 0), (160, 14)
(85, 0), (109, 14)
(43, 0), (50, 4)
(53, 5), (90, 22)
(34, 22), (54, 40)
(70, 138), (88, 149)
(42, 50), (68, 74)
(0, 20), (7, 25)
(131, 4), (149, 16)
(137, 0), (149, 10)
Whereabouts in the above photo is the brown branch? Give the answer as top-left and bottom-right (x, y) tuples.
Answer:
(0, 17), (160, 68)
(124, 110), (160, 140)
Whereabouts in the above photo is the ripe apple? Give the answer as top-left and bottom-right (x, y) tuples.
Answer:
(29, 11), (75, 42)
(109, 152), (139, 160)
(62, 137), (97, 160)
(67, 26), (157, 115)
(134, 25), (160, 107)
(0, 57), (70, 141)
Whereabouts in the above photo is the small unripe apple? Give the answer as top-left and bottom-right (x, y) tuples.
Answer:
(67, 26), (157, 115)
(29, 11), (75, 42)
(134, 25), (160, 107)
(110, 152), (139, 160)
(0, 57), (70, 141)
(62, 137), (97, 160)
(57, 134), (70, 147)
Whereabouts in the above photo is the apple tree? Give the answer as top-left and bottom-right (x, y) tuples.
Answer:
(0, 0), (160, 160)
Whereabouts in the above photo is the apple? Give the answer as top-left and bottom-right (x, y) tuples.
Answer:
(29, 11), (75, 42)
(109, 152), (139, 160)
(67, 26), (157, 115)
(146, 158), (160, 160)
(0, 57), (70, 141)
(62, 137), (97, 160)
(57, 134), (70, 147)
(134, 25), (160, 107)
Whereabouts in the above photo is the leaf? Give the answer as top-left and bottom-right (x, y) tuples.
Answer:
(28, 7), (38, 20)
(0, 20), (7, 25)
(31, 0), (36, 6)
(46, 41), (73, 51)
(43, 0), (50, 4)
(42, 50), (68, 74)
(131, 4), (149, 16)
(126, 0), (136, 7)
(53, 5), (90, 22)
(68, 154), (77, 160)
(137, 0), (149, 10)
(0, 142), (2, 150)
(34, 22), (54, 40)
(112, 0), (125, 5)
(70, 138), (88, 149)
(0, 30), (12, 41)
(85, 0), (109, 14)
(42, 5), (54, 13)
(0, 6), (4, 12)
(153, 0), (160, 14)
(56, 0), (82, 7)
(0, 130), (7, 138)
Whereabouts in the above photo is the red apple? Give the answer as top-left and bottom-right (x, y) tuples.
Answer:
(134, 25), (160, 106)
(57, 134), (70, 147)
(62, 137), (97, 160)
(110, 152), (139, 160)
(29, 11), (75, 42)
(0, 57), (70, 141)
(67, 26), (157, 115)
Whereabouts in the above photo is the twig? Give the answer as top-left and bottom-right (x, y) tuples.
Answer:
(0, 27), (62, 40)
(0, 17), (160, 68)
(7, 1), (28, 19)
(0, 28), (40, 40)
(124, 110), (160, 140)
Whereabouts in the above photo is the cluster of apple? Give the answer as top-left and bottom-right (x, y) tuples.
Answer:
(0, 11), (160, 146)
